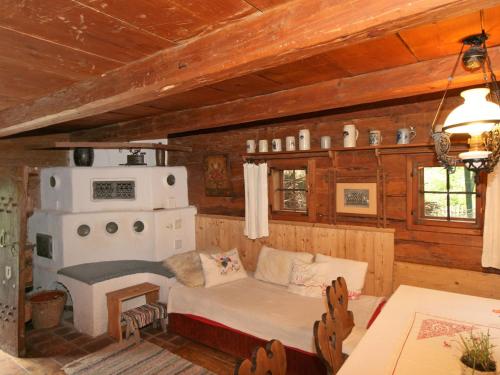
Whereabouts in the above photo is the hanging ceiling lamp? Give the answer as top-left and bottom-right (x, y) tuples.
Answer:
(431, 12), (500, 174)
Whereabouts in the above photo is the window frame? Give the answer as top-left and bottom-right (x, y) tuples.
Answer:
(268, 159), (316, 222)
(406, 155), (485, 235)
(278, 169), (308, 212)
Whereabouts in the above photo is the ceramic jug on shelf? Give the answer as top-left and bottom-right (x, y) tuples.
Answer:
(396, 126), (416, 144)
(368, 130), (382, 146)
(343, 124), (359, 148)
(299, 129), (311, 150)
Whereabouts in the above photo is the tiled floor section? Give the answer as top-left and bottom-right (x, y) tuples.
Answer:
(0, 323), (238, 374)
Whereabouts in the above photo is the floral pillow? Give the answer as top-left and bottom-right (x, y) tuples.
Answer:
(287, 260), (337, 298)
(315, 254), (368, 300)
(199, 248), (247, 287)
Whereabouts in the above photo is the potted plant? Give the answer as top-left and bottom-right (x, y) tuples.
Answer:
(458, 330), (497, 374)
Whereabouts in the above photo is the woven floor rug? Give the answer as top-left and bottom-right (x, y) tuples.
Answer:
(63, 340), (214, 375)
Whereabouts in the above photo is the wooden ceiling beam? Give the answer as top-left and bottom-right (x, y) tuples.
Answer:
(0, 0), (497, 137)
(79, 45), (500, 139)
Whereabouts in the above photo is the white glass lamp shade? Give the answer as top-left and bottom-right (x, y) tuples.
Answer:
(458, 150), (491, 160)
(443, 88), (500, 135)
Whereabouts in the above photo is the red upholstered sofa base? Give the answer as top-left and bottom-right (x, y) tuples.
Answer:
(168, 313), (326, 375)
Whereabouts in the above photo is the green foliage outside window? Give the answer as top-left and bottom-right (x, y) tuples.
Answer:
(282, 169), (307, 211)
(421, 166), (476, 220)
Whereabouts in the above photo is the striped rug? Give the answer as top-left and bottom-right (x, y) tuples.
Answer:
(63, 340), (214, 375)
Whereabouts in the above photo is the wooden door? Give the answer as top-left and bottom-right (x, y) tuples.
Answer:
(0, 167), (27, 357)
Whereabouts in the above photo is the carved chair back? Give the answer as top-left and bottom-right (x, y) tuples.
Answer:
(326, 276), (354, 341)
(234, 339), (287, 375)
(314, 277), (355, 375)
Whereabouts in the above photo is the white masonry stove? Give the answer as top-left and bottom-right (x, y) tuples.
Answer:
(28, 166), (196, 336)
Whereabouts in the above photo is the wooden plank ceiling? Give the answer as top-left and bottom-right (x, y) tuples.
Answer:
(0, 1), (499, 137)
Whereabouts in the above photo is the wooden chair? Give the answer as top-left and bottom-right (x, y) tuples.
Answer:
(313, 277), (355, 375)
(325, 277), (354, 341)
(234, 339), (287, 375)
(314, 309), (344, 375)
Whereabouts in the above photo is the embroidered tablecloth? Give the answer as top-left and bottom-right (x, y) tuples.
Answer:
(391, 313), (500, 374)
(338, 285), (500, 375)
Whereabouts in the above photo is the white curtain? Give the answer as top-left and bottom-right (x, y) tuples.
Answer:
(482, 167), (500, 269)
(244, 162), (269, 239)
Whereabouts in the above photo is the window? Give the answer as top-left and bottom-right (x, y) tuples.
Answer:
(280, 169), (307, 211)
(268, 159), (315, 220)
(408, 156), (484, 232)
(419, 166), (477, 222)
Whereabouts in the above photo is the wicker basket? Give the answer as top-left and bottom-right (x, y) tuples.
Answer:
(29, 290), (66, 329)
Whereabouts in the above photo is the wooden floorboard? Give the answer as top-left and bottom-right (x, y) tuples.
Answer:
(0, 319), (238, 375)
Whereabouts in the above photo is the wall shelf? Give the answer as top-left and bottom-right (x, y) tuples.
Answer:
(33, 141), (192, 152)
(242, 143), (435, 160)
(242, 141), (472, 228)
(241, 142), (473, 161)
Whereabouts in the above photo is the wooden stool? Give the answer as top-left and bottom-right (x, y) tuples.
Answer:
(122, 302), (167, 342)
(106, 282), (165, 341)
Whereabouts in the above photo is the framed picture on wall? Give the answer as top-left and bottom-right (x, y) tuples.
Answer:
(336, 182), (377, 215)
(204, 154), (232, 197)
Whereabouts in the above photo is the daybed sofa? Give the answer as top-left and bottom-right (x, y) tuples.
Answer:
(165, 246), (386, 375)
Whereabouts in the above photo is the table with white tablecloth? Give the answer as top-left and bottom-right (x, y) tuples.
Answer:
(339, 285), (500, 375)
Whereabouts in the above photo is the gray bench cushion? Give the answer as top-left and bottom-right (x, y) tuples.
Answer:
(57, 260), (175, 285)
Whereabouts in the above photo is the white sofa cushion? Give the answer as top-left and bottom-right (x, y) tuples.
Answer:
(288, 260), (337, 298)
(315, 253), (368, 299)
(254, 246), (314, 286)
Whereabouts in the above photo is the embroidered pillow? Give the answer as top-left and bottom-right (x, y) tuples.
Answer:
(254, 246), (314, 286)
(314, 254), (368, 299)
(200, 248), (247, 287)
(288, 260), (338, 298)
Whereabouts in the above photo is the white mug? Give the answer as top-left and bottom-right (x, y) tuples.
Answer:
(285, 136), (296, 151)
(368, 130), (382, 146)
(258, 139), (269, 153)
(272, 138), (282, 152)
(343, 124), (359, 148)
(320, 136), (332, 149)
(299, 129), (311, 150)
(246, 139), (256, 153)
(396, 127), (416, 144)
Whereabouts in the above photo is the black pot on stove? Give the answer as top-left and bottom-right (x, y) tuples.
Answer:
(124, 150), (146, 166)
(73, 148), (94, 167)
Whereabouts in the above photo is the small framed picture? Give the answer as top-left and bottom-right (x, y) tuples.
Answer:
(336, 182), (377, 215)
(204, 154), (232, 197)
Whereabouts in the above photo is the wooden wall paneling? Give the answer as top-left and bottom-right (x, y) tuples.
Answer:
(163, 95), (483, 272)
(380, 232), (395, 297)
(0, 134), (69, 168)
(395, 225), (483, 247)
(393, 261), (500, 299)
(196, 214), (395, 297)
(395, 240), (483, 271)
(309, 226), (330, 256)
(3, 0), (496, 136)
(307, 159), (317, 222)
